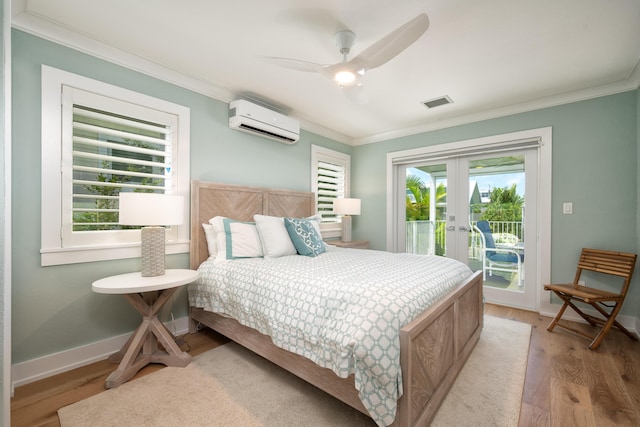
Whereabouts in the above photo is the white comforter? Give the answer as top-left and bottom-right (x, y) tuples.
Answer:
(188, 246), (472, 426)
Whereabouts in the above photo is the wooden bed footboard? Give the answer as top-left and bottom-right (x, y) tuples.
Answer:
(190, 270), (483, 426)
(397, 270), (483, 426)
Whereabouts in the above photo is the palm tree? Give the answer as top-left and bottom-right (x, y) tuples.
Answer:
(482, 184), (524, 222)
(406, 175), (448, 255)
(406, 175), (428, 220)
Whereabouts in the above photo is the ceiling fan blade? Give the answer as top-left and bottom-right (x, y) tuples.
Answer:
(350, 13), (429, 71)
(261, 56), (329, 73)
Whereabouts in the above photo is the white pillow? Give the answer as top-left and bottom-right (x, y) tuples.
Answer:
(208, 216), (227, 264)
(306, 214), (323, 236)
(218, 218), (263, 262)
(201, 223), (217, 259)
(254, 214), (297, 258)
(209, 216), (227, 233)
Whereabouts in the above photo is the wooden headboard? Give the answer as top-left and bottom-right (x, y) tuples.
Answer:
(190, 181), (315, 269)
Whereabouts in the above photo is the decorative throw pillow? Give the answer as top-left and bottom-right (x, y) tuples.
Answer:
(284, 217), (326, 257)
(221, 218), (263, 260)
(254, 214), (297, 258)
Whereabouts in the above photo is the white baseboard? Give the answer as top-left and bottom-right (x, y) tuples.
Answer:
(11, 316), (190, 392)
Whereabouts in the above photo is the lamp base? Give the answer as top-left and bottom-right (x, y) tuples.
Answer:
(341, 215), (352, 242)
(141, 226), (166, 277)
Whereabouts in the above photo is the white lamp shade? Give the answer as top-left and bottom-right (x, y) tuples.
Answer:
(333, 198), (361, 216)
(119, 193), (184, 226)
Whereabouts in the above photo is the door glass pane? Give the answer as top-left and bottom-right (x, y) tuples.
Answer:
(468, 155), (525, 290)
(405, 164), (447, 256)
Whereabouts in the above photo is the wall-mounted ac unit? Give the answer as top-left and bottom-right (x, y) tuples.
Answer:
(229, 99), (300, 144)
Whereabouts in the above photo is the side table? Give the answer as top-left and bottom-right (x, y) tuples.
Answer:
(92, 268), (199, 388)
(327, 239), (370, 249)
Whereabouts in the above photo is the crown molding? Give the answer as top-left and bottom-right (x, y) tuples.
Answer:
(353, 73), (640, 146)
(11, 9), (351, 145)
(12, 6), (639, 148)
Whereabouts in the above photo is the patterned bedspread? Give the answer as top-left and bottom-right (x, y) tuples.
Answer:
(188, 246), (472, 426)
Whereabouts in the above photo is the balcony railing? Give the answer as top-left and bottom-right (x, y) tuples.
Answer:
(406, 220), (523, 256)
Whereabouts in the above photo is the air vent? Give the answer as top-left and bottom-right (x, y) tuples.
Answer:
(422, 96), (453, 109)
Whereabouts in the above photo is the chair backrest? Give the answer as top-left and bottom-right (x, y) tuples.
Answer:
(475, 220), (496, 255)
(574, 248), (637, 297)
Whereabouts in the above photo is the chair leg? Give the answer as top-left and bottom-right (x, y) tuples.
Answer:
(589, 302), (624, 350)
(547, 299), (569, 332)
(590, 302), (638, 343)
(547, 292), (597, 331)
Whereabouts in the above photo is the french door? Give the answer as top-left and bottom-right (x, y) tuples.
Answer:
(398, 149), (538, 309)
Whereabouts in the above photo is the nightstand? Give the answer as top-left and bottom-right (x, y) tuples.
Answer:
(327, 240), (370, 249)
(92, 269), (199, 388)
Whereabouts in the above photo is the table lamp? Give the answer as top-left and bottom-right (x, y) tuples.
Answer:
(333, 198), (361, 242)
(119, 192), (184, 277)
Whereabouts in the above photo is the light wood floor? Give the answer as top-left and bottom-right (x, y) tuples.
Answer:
(10, 304), (640, 427)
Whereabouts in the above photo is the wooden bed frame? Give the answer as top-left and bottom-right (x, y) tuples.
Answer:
(188, 180), (483, 426)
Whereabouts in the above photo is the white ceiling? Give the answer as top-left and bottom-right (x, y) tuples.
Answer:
(12, 0), (640, 145)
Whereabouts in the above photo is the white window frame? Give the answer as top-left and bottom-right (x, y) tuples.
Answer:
(41, 65), (191, 266)
(311, 144), (351, 239)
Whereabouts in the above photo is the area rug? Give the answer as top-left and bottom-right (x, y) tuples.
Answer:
(58, 315), (531, 427)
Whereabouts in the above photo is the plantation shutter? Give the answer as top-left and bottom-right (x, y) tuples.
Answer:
(71, 105), (173, 231)
(315, 158), (346, 222)
(60, 84), (179, 248)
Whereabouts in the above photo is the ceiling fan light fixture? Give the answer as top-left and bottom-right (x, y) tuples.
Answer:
(267, 13), (428, 104)
(335, 70), (356, 84)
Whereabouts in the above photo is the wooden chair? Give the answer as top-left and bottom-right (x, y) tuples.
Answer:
(544, 248), (637, 350)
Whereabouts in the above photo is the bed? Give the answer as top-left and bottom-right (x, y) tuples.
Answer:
(188, 181), (483, 426)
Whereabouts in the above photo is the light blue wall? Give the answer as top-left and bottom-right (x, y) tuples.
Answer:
(11, 28), (640, 366)
(351, 91), (639, 317)
(11, 29), (350, 363)
(1, 1), (8, 422)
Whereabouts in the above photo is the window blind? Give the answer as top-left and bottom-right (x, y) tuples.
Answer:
(316, 159), (346, 222)
(71, 105), (173, 231)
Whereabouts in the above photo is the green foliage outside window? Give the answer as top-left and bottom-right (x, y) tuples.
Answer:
(480, 184), (524, 222)
(73, 139), (164, 231)
(406, 175), (525, 253)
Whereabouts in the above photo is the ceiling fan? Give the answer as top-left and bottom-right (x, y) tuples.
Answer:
(264, 13), (429, 104)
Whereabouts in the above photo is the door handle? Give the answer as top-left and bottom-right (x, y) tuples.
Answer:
(459, 226), (471, 232)
(446, 225), (456, 231)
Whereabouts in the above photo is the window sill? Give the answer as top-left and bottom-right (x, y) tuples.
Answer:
(41, 241), (190, 267)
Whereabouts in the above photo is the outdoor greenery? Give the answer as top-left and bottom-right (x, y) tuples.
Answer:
(406, 175), (525, 254)
(73, 138), (164, 231)
(405, 174), (446, 221)
(406, 175), (447, 254)
(478, 183), (524, 222)
(73, 163), (131, 231)
(407, 175), (524, 223)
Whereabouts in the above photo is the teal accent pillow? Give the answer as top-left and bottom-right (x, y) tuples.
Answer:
(284, 217), (326, 257)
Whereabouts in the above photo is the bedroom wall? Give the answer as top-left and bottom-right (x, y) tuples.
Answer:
(10, 29), (351, 365)
(10, 27), (640, 375)
(1, 0), (9, 421)
(351, 90), (639, 318)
